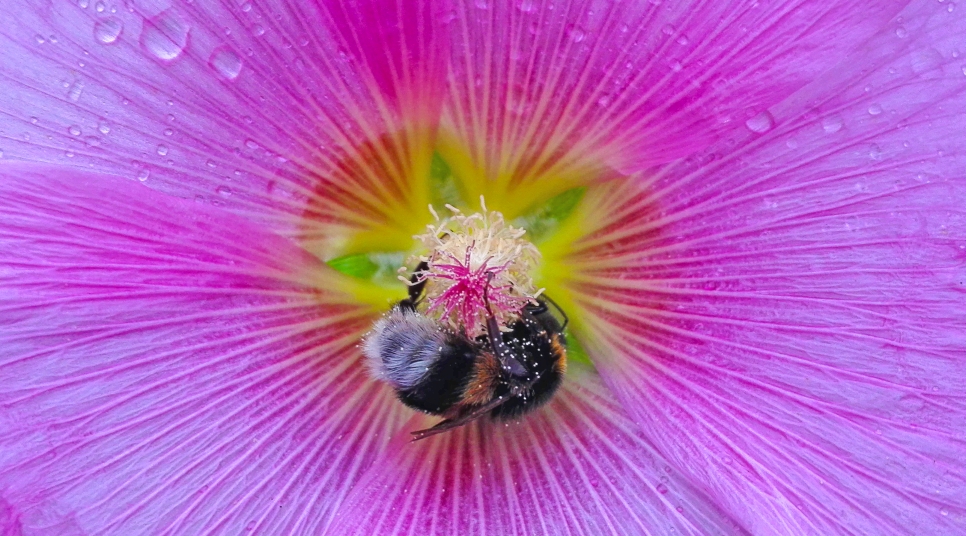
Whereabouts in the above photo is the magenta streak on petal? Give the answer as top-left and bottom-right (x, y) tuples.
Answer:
(0, 167), (410, 534)
(324, 0), (451, 125)
(326, 369), (744, 535)
(568, 3), (966, 533)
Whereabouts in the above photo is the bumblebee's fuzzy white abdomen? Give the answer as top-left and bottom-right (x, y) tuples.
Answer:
(362, 307), (449, 390)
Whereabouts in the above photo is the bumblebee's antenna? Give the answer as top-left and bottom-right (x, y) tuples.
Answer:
(540, 294), (569, 331)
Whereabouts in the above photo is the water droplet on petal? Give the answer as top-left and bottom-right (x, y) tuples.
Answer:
(656, 483), (669, 494)
(744, 111), (774, 133)
(245, 139), (259, 150)
(216, 185), (232, 197)
(868, 104), (883, 115)
(869, 143), (884, 160)
(517, 0), (535, 12)
(137, 168), (150, 181)
(209, 46), (242, 80)
(822, 115), (843, 134)
(68, 125), (82, 136)
(98, 120), (111, 134)
(94, 18), (123, 44)
(240, 2), (252, 12)
(156, 144), (168, 156)
(78, 0), (89, 7)
(67, 80), (84, 101)
(941, 508), (950, 516)
(34, 34), (45, 45)
(568, 26), (586, 42)
(95, 1), (105, 12)
(895, 26), (908, 38)
(141, 10), (190, 61)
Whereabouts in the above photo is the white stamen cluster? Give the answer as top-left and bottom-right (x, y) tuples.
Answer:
(404, 200), (542, 337)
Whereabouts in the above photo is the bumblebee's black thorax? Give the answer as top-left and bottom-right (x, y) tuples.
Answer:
(488, 311), (566, 419)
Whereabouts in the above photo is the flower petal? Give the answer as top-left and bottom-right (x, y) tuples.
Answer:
(0, 0), (450, 254)
(442, 0), (908, 201)
(566, 4), (966, 533)
(326, 368), (743, 535)
(0, 167), (406, 534)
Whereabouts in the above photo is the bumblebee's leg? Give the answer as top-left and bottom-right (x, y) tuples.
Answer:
(411, 397), (505, 442)
(400, 261), (429, 311)
(410, 382), (531, 441)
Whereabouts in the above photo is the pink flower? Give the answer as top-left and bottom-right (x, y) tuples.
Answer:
(1, 0), (964, 534)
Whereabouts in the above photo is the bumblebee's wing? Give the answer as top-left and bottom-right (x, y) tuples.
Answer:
(410, 396), (507, 442)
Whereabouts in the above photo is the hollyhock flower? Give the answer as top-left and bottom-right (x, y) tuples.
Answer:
(1, 0), (965, 534)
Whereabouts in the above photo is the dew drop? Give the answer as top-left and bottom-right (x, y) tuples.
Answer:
(67, 80), (84, 101)
(216, 185), (233, 197)
(209, 46), (242, 80)
(164, 128), (174, 136)
(868, 104), (883, 116)
(868, 143), (884, 161)
(206, 159), (216, 168)
(137, 168), (150, 181)
(156, 144), (168, 156)
(656, 483), (669, 494)
(141, 10), (190, 61)
(98, 120), (111, 134)
(30, 116), (39, 124)
(78, 0), (89, 7)
(94, 18), (123, 44)
(822, 115), (843, 134)
(941, 508), (949, 516)
(517, 0), (535, 12)
(245, 139), (259, 150)
(68, 125), (82, 136)
(895, 26), (908, 38)
(252, 24), (265, 37)
(568, 26), (586, 43)
(34, 34), (45, 45)
(240, 2), (252, 12)
(744, 111), (774, 133)
(94, 1), (105, 12)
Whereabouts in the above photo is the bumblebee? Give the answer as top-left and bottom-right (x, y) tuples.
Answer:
(362, 264), (567, 440)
